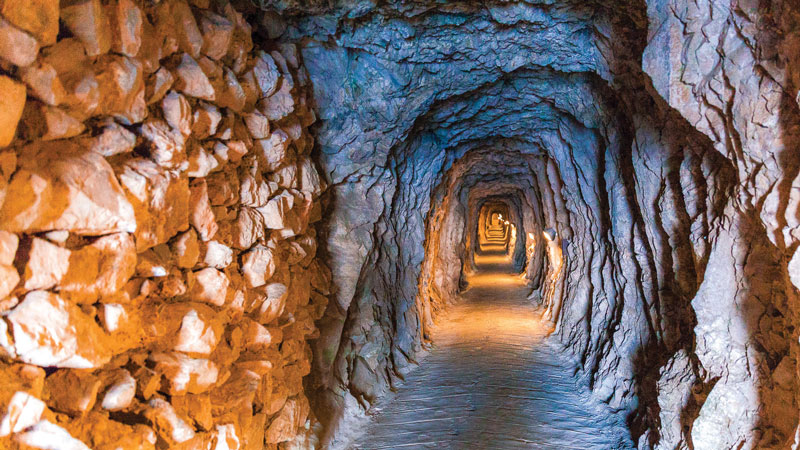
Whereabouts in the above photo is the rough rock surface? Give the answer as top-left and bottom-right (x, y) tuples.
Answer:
(240, 0), (800, 448)
(0, 1), (327, 448)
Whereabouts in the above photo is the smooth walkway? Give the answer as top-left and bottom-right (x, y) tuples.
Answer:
(348, 269), (634, 449)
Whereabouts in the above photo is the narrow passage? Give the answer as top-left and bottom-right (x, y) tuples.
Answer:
(349, 268), (634, 449)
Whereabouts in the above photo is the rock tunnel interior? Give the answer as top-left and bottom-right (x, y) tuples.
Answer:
(0, 0), (800, 449)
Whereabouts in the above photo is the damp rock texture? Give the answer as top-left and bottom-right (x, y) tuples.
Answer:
(0, 0), (328, 448)
(249, 0), (800, 448)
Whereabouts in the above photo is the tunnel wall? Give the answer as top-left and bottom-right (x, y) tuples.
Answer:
(269, 1), (800, 448)
(0, 1), (328, 448)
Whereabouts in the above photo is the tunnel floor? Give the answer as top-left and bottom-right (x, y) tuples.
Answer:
(348, 268), (634, 449)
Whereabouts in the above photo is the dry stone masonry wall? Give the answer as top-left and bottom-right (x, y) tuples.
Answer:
(0, 0), (328, 448)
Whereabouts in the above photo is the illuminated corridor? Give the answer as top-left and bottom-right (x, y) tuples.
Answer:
(347, 268), (632, 449)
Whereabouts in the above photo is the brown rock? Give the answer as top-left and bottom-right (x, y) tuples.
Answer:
(188, 268), (228, 306)
(44, 369), (102, 416)
(107, 0), (142, 57)
(65, 411), (157, 450)
(189, 179), (218, 241)
(265, 396), (309, 443)
(241, 246), (276, 288)
(19, 61), (67, 106)
(162, 91), (193, 136)
(172, 0), (203, 58)
(191, 102), (221, 139)
(94, 55), (146, 123)
(146, 67), (175, 105)
(200, 11), (233, 61)
(18, 102), (86, 141)
(79, 120), (136, 157)
(60, 233), (136, 302)
(144, 397), (195, 444)
(217, 68), (247, 112)
(171, 393), (213, 431)
(0, 142), (136, 235)
(0, 391), (45, 436)
(116, 158), (190, 251)
(138, 119), (187, 169)
(0, 0), (59, 45)
(148, 352), (219, 395)
(172, 229), (200, 269)
(186, 144), (219, 178)
(61, 0), (112, 57)
(174, 53), (215, 101)
(0, 16), (38, 67)
(22, 237), (70, 290)
(0, 75), (26, 147)
(5, 291), (110, 368)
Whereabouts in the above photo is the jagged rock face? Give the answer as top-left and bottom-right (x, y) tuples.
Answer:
(252, 0), (800, 448)
(0, 1), (328, 448)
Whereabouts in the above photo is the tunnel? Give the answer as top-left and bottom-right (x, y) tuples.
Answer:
(0, 0), (799, 449)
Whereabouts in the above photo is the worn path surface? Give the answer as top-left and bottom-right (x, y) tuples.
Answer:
(348, 270), (634, 449)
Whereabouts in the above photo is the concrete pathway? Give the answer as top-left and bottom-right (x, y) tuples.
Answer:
(348, 271), (634, 449)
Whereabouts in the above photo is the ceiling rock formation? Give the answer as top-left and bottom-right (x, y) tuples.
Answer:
(254, 0), (799, 448)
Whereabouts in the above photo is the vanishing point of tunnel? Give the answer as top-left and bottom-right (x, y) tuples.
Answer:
(0, 0), (799, 449)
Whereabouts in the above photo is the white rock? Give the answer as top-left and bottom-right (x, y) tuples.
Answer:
(14, 420), (90, 450)
(0, 391), (45, 436)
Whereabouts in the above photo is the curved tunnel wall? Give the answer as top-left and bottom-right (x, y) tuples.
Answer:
(261, 1), (800, 448)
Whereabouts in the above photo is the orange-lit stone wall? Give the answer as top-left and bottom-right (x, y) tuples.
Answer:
(0, 0), (329, 448)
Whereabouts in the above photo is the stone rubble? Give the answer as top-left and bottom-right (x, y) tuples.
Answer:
(0, 0), (328, 448)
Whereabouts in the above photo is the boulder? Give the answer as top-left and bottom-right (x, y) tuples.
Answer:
(199, 11), (234, 61)
(0, 75), (26, 147)
(107, 0), (142, 57)
(146, 67), (175, 105)
(115, 157), (190, 251)
(0, 0), (59, 45)
(99, 369), (136, 411)
(0, 16), (39, 67)
(0, 391), (45, 437)
(5, 291), (110, 368)
(264, 396), (309, 444)
(244, 112), (270, 140)
(191, 102), (222, 139)
(60, 233), (137, 302)
(19, 61), (67, 106)
(172, 229), (200, 269)
(162, 91), (192, 136)
(173, 308), (221, 356)
(0, 142), (136, 235)
(44, 369), (102, 416)
(21, 237), (70, 291)
(148, 352), (219, 395)
(202, 241), (233, 269)
(0, 265), (19, 299)
(94, 55), (146, 123)
(60, 0), (112, 57)
(78, 120), (136, 157)
(14, 420), (91, 450)
(188, 268), (228, 307)
(18, 102), (86, 141)
(241, 246), (276, 288)
(143, 398), (195, 445)
(255, 129), (291, 172)
(189, 179), (218, 241)
(174, 54), (215, 101)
